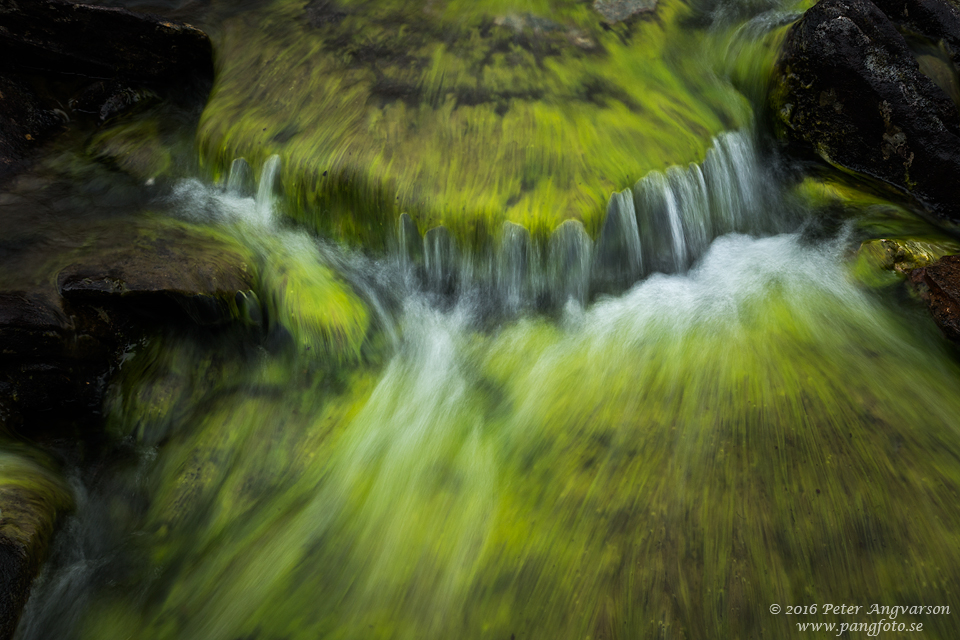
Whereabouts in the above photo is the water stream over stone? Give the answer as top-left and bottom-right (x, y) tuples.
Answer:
(7, 0), (960, 638)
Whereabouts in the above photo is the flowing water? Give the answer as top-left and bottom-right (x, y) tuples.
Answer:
(9, 0), (960, 639)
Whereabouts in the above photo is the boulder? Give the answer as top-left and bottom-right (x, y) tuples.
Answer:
(770, 0), (960, 226)
(0, 76), (62, 183)
(0, 0), (213, 89)
(910, 254), (960, 343)
(0, 218), (257, 428)
(197, 0), (743, 250)
(0, 449), (72, 640)
(871, 0), (960, 65)
(0, 0), (213, 184)
(57, 224), (256, 326)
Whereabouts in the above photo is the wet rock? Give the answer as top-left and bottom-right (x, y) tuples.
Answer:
(770, 0), (960, 227)
(0, 1), (213, 183)
(57, 226), (254, 326)
(872, 0), (960, 65)
(0, 293), (72, 361)
(0, 0), (213, 90)
(0, 220), (257, 427)
(910, 254), (960, 343)
(0, 291), (127, 424)
(0, 449), (72, 640)
(858, 238), (958, 274)
(0, 76), (62, 184)
(593, 0), (658, 23)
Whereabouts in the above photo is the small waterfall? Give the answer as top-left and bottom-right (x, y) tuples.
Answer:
(547, 220), (592, 307)
(226, 157), (255, 197)
(202, 130), (775, 313)
(394, 129), (777, 308)
(497, 222), (535, 313)
(595, 188), (643, 290)
(424, 226), (459, 296)
(255, 154), (282, 227)
(398, 213), (424, 271)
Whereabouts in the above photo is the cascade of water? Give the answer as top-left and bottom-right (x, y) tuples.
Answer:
(255, 154), (282, 227)
(594, 188), (643, 291)
(394, 130), (776, 307)
(547, 220), (593, 307)
(226, 158), (255, 198)
(497, 222), (534, 313)
(424, 226), (459, 296)
(202, 129), (776, 316)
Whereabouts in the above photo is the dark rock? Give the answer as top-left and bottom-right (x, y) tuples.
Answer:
(0, 220), (256, 429)
(770, 0), (960, 226)
(0, 543), (31, 640)
(872, 0), (960, 65)
(56, 226), (255, 326)
(0, 293), (72, 360)
(0, 291), (127, 426)
(0, 0), (213, 89)
(0, 76), (62, 183)
(910, 254), (960, 342)
(0, 1), (213, 183)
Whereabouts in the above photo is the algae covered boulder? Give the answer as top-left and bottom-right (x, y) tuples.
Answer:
(0, 447), (72, 640)
(770, 0), (960, 227)
(198, 0), (745, 248)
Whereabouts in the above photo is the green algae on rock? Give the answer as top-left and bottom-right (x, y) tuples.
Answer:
(0, 444), (72, 640)
(54, 232), (960, 640)
(197, 0), (749, 250)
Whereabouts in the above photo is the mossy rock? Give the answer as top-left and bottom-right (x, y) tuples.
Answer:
(0, 445), (72, 640)
(197, 0), (748, 250)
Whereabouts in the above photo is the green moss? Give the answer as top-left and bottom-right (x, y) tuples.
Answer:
(197, 0), (753, 250)
(258, 235), (371, 360)
(78, 234), (960, 639)
(0, 442), (73, 562)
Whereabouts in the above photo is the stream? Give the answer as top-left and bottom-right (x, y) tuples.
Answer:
(7, 0), (960, 638)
